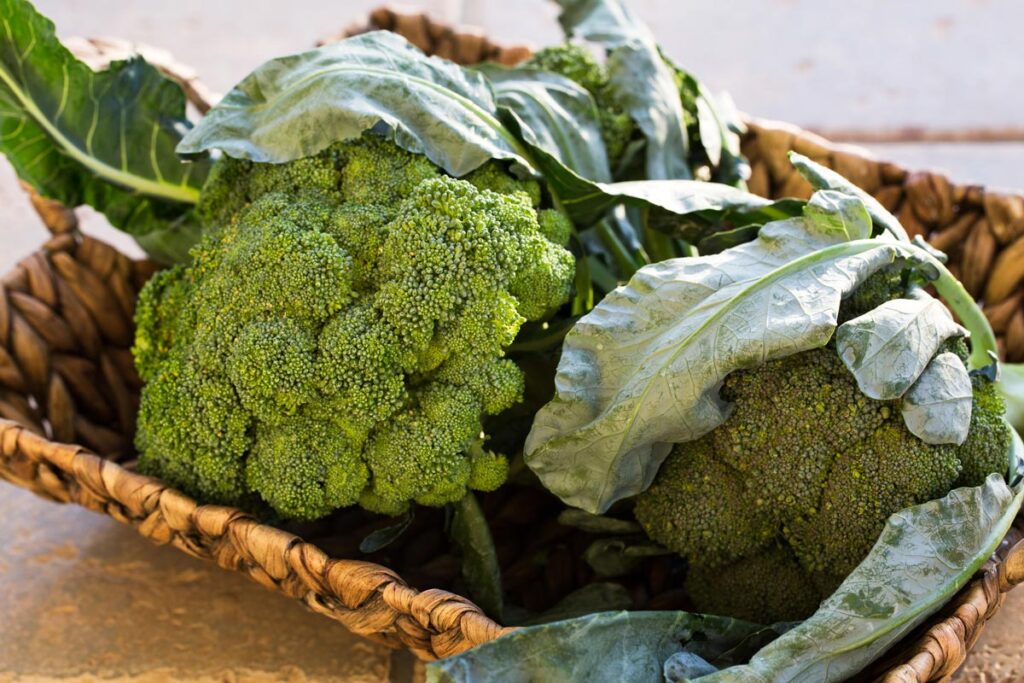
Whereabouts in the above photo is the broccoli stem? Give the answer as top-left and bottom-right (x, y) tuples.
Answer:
(509, 318), (576, 353)
(595, 219), (643, 277)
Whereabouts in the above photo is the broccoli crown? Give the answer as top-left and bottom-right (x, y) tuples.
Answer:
(135, 135), (575, 520)
(634, 337), (1012, 624)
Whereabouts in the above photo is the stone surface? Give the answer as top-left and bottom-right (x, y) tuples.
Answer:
(0, 485), (396, 682)
(2, 2), (1024, 681)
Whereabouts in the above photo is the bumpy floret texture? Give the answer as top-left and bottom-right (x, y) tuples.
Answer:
(135, 135), (574, 520)
(635, 339), (1012, 624)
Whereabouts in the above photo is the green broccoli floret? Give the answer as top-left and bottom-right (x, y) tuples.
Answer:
(134, 135), (575, 521)
(465, 161), (542, 207)
(635, 342), (1010, 623)
(525, 44), (635, 171)
(957, 374), (1014, 487)
(684, 544), (824, 624)
(246, 411), (368, 520)
(537, 208), (573, 247)
(133, 264), (193, 382)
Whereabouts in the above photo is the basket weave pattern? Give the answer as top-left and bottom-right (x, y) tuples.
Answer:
(1, 7), (1024, 679)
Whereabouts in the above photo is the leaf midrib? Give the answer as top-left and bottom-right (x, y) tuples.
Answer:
(0, 55), (199, 204)
(225, 61), (532, 167)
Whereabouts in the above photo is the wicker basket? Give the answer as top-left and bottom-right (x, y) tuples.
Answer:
(3, 8), (1024, 681)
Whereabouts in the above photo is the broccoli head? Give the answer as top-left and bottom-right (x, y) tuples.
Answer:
(134, 135), (575, 520)
(635, 338), (1012, 624)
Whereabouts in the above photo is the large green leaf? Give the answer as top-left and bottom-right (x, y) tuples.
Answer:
(475, 64), (612, 183)
(177, 31), (532, 177)
(426, 610), (784, 683)
(524, 192), (916, 513)
(700, 474), (1023, 682)
(0, 0), (207, 259)
(504, 120), (799, 235)
(554, 0), (691, 180)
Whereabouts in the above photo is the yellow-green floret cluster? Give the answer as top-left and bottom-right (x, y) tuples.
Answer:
(634, 344), (1012, 624)
(133, 135), (575, 520)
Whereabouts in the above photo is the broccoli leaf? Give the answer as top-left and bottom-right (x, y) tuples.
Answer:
(836, 288), (968, 401)
(789, 152), (909, 242)
(557, 508), (642, 534)
(501, 119), (800, 232)
(516, 583), (633, 626)
(475, 64), (612, 183)
(998, 363), (1024, 436)
(677, 67), (749, 188)
(177, 31), (533, 177)
(450, 492), (503, 622)
(358, 507), (414, 553)
(524, 191), (902, 513)
(901, 352), (973, 445)
(0, 0), (208, 261)
(425, 610), (784, 683)
(699, 474), (1023, 683)
(554, 0), (691, 180)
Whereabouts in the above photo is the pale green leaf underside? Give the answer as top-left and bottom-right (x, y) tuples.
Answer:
(477, 64), (612, 183)
(0, 0), (206, 246)
(177, 31), (531, 177)
(701, 475), (1023, 683)
(427, 610), (782, 683)
(525, 191), (902, 513)
(790, 152), (909, 242)
(901, 352), (973, 445)
(554, 0), (691, 180)
(836, 289), (968, 401)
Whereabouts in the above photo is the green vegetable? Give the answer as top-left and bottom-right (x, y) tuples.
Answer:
(633, 343), (1012, 623)
(552, 0), (692, 180)
(0, 0), (210, 262)
(524, 190), (900, 512)
(699, 474), (1023, 683)
(177, 31), (534, 176)
(523, 43), (636, 173)
(133, 136), (575, 520)
(426, 610), (785, 683)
